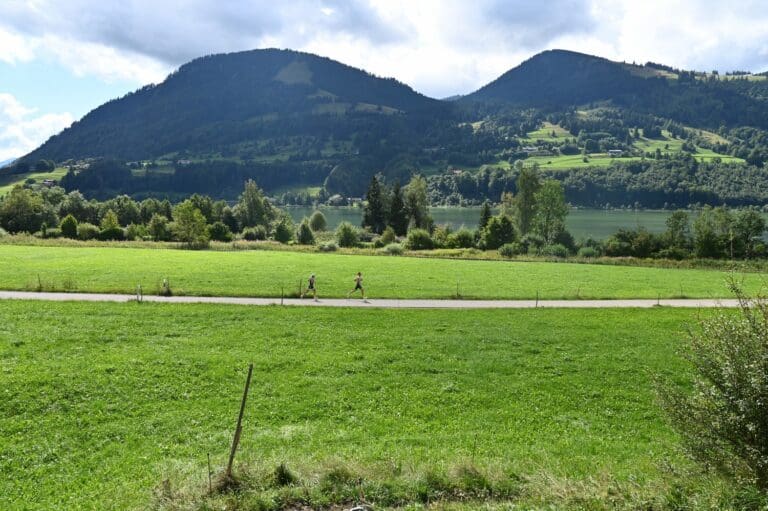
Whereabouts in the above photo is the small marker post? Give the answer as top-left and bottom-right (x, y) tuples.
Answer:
(207, 453), (212, 493)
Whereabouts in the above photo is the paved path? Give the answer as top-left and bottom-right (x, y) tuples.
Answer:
(0, 290), (741, 309)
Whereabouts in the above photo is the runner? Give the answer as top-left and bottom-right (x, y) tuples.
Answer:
(347, 271), (365, 299)
(301, 273), (318, 301)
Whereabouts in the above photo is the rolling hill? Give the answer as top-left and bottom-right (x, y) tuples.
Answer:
(464, 49), (768, 129)
(24, 49), (448, 163)
(13, 48), (768, 204)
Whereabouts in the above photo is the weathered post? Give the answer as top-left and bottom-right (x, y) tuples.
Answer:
(207, 453), (213, 493)
(226, 363), (254, 479)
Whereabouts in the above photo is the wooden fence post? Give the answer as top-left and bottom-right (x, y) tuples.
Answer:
(226, 363), (254, 479)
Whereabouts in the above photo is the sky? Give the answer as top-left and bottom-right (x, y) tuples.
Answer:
(2, 0), (768, 162)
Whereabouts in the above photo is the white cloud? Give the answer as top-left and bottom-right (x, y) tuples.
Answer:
(0, 26), (36, 64)
(0, 93), (73, 161)
(1, 0), (768, 99)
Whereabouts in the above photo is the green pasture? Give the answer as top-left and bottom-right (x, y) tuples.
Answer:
(0, 301), (729, 509)
(634, 133), (742, 163)
(524, 152), (641, 169)
(521, 122), (572, 141)
(0, 244), (760, 299)
(0, 167), (68, 196)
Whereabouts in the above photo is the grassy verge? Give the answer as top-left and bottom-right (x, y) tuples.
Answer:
(0, 243), (762, 299)
(0, 302), (749, 509)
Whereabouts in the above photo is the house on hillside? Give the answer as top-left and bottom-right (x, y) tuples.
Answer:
(608, 149), (624, 157)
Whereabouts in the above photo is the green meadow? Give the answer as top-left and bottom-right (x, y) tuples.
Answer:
(0, 167), (68, 196)
(0, 301), (740, 510)
(0, 244), (760, 299)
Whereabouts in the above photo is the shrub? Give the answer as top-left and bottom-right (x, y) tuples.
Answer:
(319, 241), (338, 252)
(77, 223), (100, 240)
(100, 209), (120, 231)
(272, 216), (295, 244)
(335, 222), (359, 248)
(383, 242), (404, 255)
(520, 233), (545, 251)
(603, 238), (632, 257)
(59, 214), (78, 239)
(577, 246), (599, 258)
(241, 225), (267, 241)
(296, 218), (315, 245)
(480, 215), (516, 250)
(357, 229), (375, 242)
(207, 221), (233, 242)
(125, 223), (148, 241)
(0, 227), (7, 238)
(431, 224), (451, 248)
(148, 214), (171, 242)
(406, 228), (433, 250)
(541, 243), (569, 258)
(657, 247), (689, 260)
(379, 226), (397, 245)
(309, 210), (327, 232)
(498, 243), (519, 258)
(99, 227), (125, 241)
(40, 227), (62, 239)
(446, 228), (476, 249)
(659, 283), (768, 491)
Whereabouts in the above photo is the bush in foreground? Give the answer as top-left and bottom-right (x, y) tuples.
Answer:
(296, 218), (315, 245)
(77, 223), (100, 241)
(242, 225), (267, 241)
(382, 242), (404, 255)
(309, 210), (327, 232)
(406, 228), (433, 250)
(659, 282), (768, 490)
(335, 222), (359, 248)
(60, 214), (78, 239)
(207, 221), (233, 242)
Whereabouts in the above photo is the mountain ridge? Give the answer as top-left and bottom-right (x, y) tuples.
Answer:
(13, 47), (768, 203)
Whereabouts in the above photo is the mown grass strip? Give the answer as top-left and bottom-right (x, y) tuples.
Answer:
(0, 244), (760, 299)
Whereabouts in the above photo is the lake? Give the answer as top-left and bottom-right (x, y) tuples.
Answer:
(285, 206), (675, 240)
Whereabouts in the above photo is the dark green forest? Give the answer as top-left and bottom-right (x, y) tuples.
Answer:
(9, 48), (768, 207)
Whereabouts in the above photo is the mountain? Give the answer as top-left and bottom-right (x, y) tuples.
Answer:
(25, 48), (447, 163)
(464, 49), (768, 129)
(16, 48), (768, 205)
(0, 158), (15, 169)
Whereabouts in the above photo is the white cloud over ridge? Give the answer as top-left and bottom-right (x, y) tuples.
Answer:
(0, 93), (73, 161)
(1, 1), (768, 99)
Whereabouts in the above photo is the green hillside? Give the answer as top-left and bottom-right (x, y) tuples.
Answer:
(11, 48), (768, 206)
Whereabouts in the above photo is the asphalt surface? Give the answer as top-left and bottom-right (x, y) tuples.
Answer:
(0, 290), (741, 309)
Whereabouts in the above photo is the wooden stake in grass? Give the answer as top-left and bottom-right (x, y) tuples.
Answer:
(207, 453), (212, 493)
(226, 363), (254, 479)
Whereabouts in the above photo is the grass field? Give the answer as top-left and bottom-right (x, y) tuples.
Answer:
(0, 301), (737, 509)
(0, 167), (68, 196)
(521, 122), (572, 141)
(0, 244), (761, 299)
(519, 129), (742, 170)
(524, 153), (642, 169)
